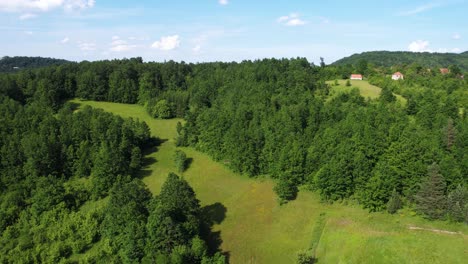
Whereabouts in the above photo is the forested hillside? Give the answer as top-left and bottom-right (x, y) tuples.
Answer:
(0, 56), (71, 73)
(0, 56), (467, 262)
(333, 51), (468, 71)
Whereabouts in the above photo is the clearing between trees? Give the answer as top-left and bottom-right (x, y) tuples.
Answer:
(72, 99), (467, 264)
(326, 79), (407, 103)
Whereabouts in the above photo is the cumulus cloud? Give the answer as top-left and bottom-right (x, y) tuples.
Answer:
(61, 37), (69, 44)
(408, 40), (431, 52)
(277, 13), (307, 26)
(109, 36), (137, 52)
(151, 35), (180, 51)
(78, 41), (96, 51)
(0, 0), (95, 13)
(218, 0), (229, 5)
(452, 33), (461, 40)
(19, 13), (36, 20)
(451, 48), (461, 53)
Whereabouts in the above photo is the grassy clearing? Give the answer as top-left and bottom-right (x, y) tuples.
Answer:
(327, 80), (407, 104)
(73, 99), (467, 264)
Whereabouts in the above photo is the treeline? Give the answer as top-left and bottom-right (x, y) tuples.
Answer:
(0, 57), (467, 224)
(0, 56), (71, 73)
(332, 51), (468, 71)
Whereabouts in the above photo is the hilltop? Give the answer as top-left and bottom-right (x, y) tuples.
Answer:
(333, 51), (468, 71)
(0, 56), (71, 73)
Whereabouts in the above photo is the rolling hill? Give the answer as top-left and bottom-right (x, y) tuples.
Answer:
(333, 51), (468, 71)
(0, 56), (71, 73)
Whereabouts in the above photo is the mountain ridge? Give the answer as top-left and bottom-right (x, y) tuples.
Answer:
(332, 51), (468, 71)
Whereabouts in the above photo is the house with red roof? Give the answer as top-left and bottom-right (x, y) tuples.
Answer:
(350, 74), (363, 80)
(392, 72), (404, 80)
(440, 68), (450, 75)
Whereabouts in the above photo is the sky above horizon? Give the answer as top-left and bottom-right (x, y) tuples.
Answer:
(0, 0), (467, 64)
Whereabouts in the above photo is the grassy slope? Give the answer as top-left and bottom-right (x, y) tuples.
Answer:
(72, 99), (467, 264)
(326, 80), (407, 104)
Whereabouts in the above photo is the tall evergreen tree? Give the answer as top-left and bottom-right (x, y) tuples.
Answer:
(414, 163), (447, 220)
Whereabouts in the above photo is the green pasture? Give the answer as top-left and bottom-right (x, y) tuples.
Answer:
(326, 80), (407, 104)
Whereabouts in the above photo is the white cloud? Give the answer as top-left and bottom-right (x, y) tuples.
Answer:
(24, 31), (33, 35)
(109, 36), (137, 52)
(398, 2), (442, 16)
(61, 37), (69, 44)
(277, 16), (289, 23)
(278, 13), (307, 26)
(78, 42), (96, 51)
(0, 0), (95, 13)
(64, 0), (95, 11)
(151, 35), (180, 51)
(452, 33), (461, 40)
(110, 44), (136, 52)
(219, 0), (229, 5)
(111, 39), (126, 46)
(19, 13), (36, 20)
(408, 40), (431, 52)
(286, 18), (306, 26)
(451, 48), (461, 53)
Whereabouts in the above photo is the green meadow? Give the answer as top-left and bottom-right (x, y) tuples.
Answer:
(72, 100), (467, 264)
(326, 80), (407, 104)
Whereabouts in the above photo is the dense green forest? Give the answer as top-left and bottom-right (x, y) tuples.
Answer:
(0, 56), (467, 262)
(0, 59), (226, 262)
(333, 51), (468, 71)
(0, 56), (71, 73)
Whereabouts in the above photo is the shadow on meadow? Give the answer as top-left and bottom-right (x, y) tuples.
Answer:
(201, 202), (230, 262)
(137, 137), (167, 178)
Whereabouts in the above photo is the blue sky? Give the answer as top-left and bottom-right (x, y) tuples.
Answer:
(0, 0), (467, 64)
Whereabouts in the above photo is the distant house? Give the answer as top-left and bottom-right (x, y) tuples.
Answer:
(350, 74), (363, 80)
(392, 72), (404, 80)
(440, 68), (450, 75)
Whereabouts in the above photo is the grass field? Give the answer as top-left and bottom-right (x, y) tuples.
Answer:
(72, 99), (467, 264)
(326, 80), (407, 104)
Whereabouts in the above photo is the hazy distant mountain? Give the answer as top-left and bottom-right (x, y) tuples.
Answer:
(333, 51), (468, 71)
(0, 56), (71, 73)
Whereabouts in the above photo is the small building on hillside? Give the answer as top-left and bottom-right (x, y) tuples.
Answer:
(440, 68), (450, 75)
(350, 74), (363, 80)
(392, 72), (404, 80)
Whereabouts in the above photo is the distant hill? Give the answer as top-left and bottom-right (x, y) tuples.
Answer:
(0, 56), (71, 73)
(333, 51), (468, 71)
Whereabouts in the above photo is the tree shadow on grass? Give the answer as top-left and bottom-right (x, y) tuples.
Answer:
(185, 157), (193, 171)
(200, 202), (230, 262)
(136, 137), (167, 178)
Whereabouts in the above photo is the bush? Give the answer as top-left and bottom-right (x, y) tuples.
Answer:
(147, 99), (174, 119)
(296, 249), (314, 264)
(387, 189), (402, 214)
(174, 150), (188, 173)
(274, 176), (298, 204)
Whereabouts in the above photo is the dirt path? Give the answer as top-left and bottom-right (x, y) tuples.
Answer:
(408, 226), (464, 235)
